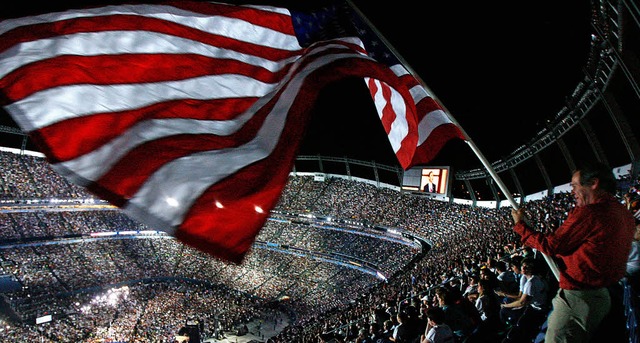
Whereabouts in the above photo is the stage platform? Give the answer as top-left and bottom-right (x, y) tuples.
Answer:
(203, 310), (290, 343)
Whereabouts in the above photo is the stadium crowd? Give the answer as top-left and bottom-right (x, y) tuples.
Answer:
(0, 150), (637, 342)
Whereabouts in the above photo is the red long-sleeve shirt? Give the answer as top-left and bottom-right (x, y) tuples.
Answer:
(513, 194), (635, 290)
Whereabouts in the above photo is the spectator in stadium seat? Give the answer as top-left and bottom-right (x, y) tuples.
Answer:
(510, 161), (636, 343)
(345, 323), (360, 342)
(495, 255), (526, 305)
(495, 260), (519, 296)
(355, 327), (370, 343)
(465, 278), (503, 343)
(500, 257), (549, 343)
(462, 274), (479, 300)
(420, 306), (454, 343)
(382, 320), (395, 341)
(413, 305), (430, 342)
(364, 322), (391, 343)
(390, 311), (416, 343)
(508, 255), (524, 279)
(485, 257), (498, 274)
(434, 286), (477, 341)
(478, 267), (498, 291)
(373, 304), (392, 328)
(626, 215), (640, 293)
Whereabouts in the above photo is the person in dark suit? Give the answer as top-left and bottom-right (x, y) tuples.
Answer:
(422, 171), (438, 193)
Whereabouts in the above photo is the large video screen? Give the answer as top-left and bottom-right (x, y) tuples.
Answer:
(401, 166), (450, 195)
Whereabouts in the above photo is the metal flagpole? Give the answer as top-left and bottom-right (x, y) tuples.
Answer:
(346, 0), (560, 281)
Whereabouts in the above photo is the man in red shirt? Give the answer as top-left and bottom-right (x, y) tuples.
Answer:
(510, 161), (635, 343)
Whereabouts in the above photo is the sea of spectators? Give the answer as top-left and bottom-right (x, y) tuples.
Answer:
(0, 150), (634, 342)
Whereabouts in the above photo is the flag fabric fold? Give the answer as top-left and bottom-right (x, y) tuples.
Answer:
(0, 0), (463, 263)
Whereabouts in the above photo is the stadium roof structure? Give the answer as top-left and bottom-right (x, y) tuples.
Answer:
(0, 0), (639, 202)
(296, 0), (640, 201)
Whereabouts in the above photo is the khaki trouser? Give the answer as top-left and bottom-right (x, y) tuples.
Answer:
(545, 287), (611, 343)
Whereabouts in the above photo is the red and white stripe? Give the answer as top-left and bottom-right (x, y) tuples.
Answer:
(0, 1), (455, 262)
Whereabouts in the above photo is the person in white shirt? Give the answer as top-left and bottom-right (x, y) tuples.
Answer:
(500, 257), (550, 343)
(421, 306), (455, 343)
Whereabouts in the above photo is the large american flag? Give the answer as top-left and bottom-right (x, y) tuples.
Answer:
(0, 1), (463, 263)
